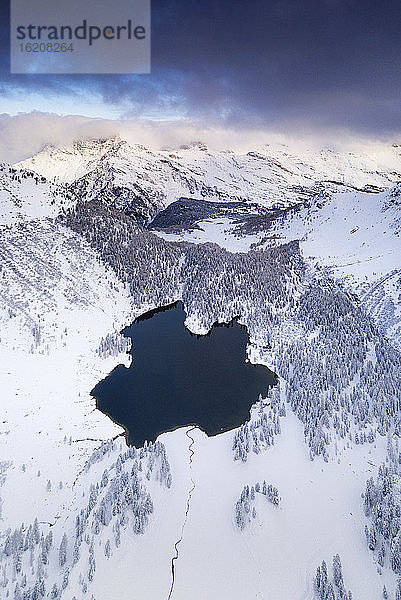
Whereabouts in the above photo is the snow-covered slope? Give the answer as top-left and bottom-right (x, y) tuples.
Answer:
(264, 185), (400, 280)
(0, 164), (73, 225)
(255, 184), (401, 348)
(16, 137), (401, 218)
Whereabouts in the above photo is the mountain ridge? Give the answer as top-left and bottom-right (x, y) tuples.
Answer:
(15, 137), (401, 223)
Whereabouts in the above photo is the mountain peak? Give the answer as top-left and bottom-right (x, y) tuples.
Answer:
(178, 141), (208, 152)
(36, 135), (124, 158)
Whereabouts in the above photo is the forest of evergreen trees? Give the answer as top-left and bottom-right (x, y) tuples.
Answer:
(363, 436), (401, 581)
(235, 480), (280, 530)
(314, 555), (353, 600)
(232, 389), (285, 461)
(61, 198), (302, 337)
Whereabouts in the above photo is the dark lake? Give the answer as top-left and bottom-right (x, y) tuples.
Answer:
(91, 301), (276, 447)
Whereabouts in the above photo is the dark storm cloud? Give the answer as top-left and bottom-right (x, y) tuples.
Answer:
(1, 0), (400, 134)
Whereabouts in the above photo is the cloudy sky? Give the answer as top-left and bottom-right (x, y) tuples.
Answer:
(0, 0), (400, 159)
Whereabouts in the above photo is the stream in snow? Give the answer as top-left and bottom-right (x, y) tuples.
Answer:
(91, 301), (276, 447)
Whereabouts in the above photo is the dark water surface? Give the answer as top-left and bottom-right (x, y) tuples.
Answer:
(91, 302), (276, 447)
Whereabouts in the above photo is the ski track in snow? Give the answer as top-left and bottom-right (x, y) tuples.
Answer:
(361, 268), (401, 302)
(168, 426), (197, 600)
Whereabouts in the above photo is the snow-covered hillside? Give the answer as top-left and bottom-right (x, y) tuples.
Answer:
(1, 137), (401, 600)
(156, 181), (401, 348)
(255, 184), (401, 349)
(0, 164), (73, 226)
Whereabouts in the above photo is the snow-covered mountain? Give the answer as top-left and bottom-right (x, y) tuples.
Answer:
(16, 136), (401, 221)
(1, 137), (401, 600)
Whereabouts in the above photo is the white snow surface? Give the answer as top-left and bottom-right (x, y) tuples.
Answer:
(169, 418), (390, 600)
(153, 217), (264, 253)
